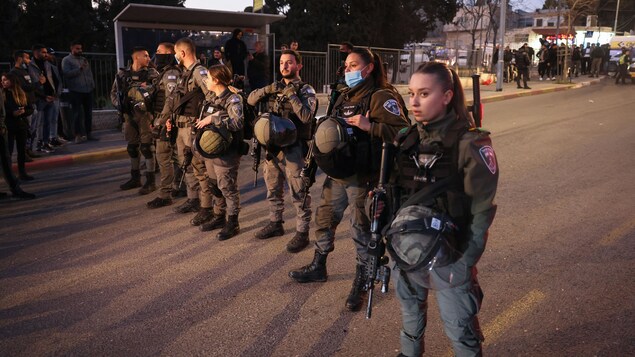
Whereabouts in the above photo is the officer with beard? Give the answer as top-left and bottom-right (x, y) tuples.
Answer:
(146, 42), (181, 209)
(110, 47), (159, 194)
(247, 50), (317, 252)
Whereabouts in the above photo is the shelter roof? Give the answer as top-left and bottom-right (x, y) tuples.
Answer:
(114, 3), (285, 30)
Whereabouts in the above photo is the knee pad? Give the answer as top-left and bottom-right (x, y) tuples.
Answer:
(127, 144), (139, 158)
(140, 143), (154, 159)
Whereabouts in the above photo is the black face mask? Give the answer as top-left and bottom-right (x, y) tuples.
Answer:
(155, 53), (175, 68)
(340, 51), (348, 62)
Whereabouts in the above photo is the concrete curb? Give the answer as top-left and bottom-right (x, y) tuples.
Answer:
(14, 147), (127, 172)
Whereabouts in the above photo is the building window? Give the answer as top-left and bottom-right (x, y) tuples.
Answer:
(547, 21), (555, 26)
(536, 19), (543, 27)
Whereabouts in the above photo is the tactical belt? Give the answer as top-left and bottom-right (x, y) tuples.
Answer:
(177, 122), (191, 128)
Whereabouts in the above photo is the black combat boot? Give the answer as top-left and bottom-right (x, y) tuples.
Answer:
(255, 221), (284, 239)
(199, 212), (226, 232)
(146, 197), (172, 209)
(217, 214), (239, 241)
(138, 172), (156, 195)
(286, 231), (309, 253)
(120, 170), (142, 190)
(288, 250), (328, 283)
(190, 207), (213, 226)
(173, 198), (200, 214)
(171, 188), (187, 198)
(11, 188), (36, 200)
(345, 264), (367, 311)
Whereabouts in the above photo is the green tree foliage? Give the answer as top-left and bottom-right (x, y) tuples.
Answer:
(266, 0), (459, 50)
(0, 0), (185, 61)
(1, 0), (95, 59)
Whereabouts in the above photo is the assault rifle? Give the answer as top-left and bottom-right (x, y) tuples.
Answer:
(114, 72), (128, 130)
(365, 142), (394, 319)
(300, 140), (318, 210)
(251, 138), (261, 188)
(178, 146), (193, 190)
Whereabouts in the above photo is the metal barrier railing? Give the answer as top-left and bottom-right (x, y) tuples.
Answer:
(4, 44), (417, 105)
(3, 52), (118, 110)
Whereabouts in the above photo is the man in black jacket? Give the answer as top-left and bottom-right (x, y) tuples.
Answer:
(247, 40), (270, 90)
(515, 46), (531, 89)
(224, 29), (248, 77)
(0, 91), (36, 200)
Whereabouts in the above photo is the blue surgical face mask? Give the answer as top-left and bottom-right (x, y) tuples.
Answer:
(344, 65), (367, 88)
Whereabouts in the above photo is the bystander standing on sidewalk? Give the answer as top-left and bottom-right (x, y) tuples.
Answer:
(8, 50), (39, 160)
(0, 88), (35, 200)
(2, 72), (34, 180)
(28, 45), (62, 154)
(589, 43), (603, 78)
(62, 41), (96, 143)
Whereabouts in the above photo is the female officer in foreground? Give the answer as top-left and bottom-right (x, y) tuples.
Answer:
(388, 62), (498, 356)
(288, 48), (409, 312)
(194, 64), (244, 241)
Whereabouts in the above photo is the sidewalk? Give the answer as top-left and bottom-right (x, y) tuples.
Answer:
(18, 75), (604, 173)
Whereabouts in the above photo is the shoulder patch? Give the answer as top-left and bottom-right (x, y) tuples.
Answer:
(383, 99), (401, 116)
(229, 94), (241, 104)
(303, 85), (316, 95)
(199, 68), (208, 76)
(479, 146), (497, 175)
(398, 127), (409, 134)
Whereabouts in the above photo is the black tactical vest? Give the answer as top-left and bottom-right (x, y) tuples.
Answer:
(119, 68), (150, 113)
(313, 90), (380, 179)
(176, 63), (205, 117)
(393, 119), (471, 228)
(200, 94), (245, 154)
(266, 82), (313, 140)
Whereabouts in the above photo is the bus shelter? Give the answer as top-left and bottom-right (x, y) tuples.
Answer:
(113, 4), (285, 69)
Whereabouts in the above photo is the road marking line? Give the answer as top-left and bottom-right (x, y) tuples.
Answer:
(443, 289), (546, 356)
(483, 289), (546, 346)
(599, 217), (635, 246)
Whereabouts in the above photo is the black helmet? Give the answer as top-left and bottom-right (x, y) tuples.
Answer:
(385, 205), (458, 272)
(128, 86), (152, 116)
(314, 116), (352, 154)
(253, 113), (297, 148)
(194, 125), (233, 159)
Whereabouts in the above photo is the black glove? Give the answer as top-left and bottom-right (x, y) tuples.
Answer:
(264, 82), (282, 94)
(281, 83), (298, 99)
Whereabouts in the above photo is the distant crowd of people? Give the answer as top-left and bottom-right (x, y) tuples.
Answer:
(493, 40), (632, 86)
(1, 41), (96, 199)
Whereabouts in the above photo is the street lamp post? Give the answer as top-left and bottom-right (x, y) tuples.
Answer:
(496, 0), (506, 92)
(614, 0), (621, 34)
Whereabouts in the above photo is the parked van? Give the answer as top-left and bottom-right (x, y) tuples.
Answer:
(609, 35), (635, 79)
